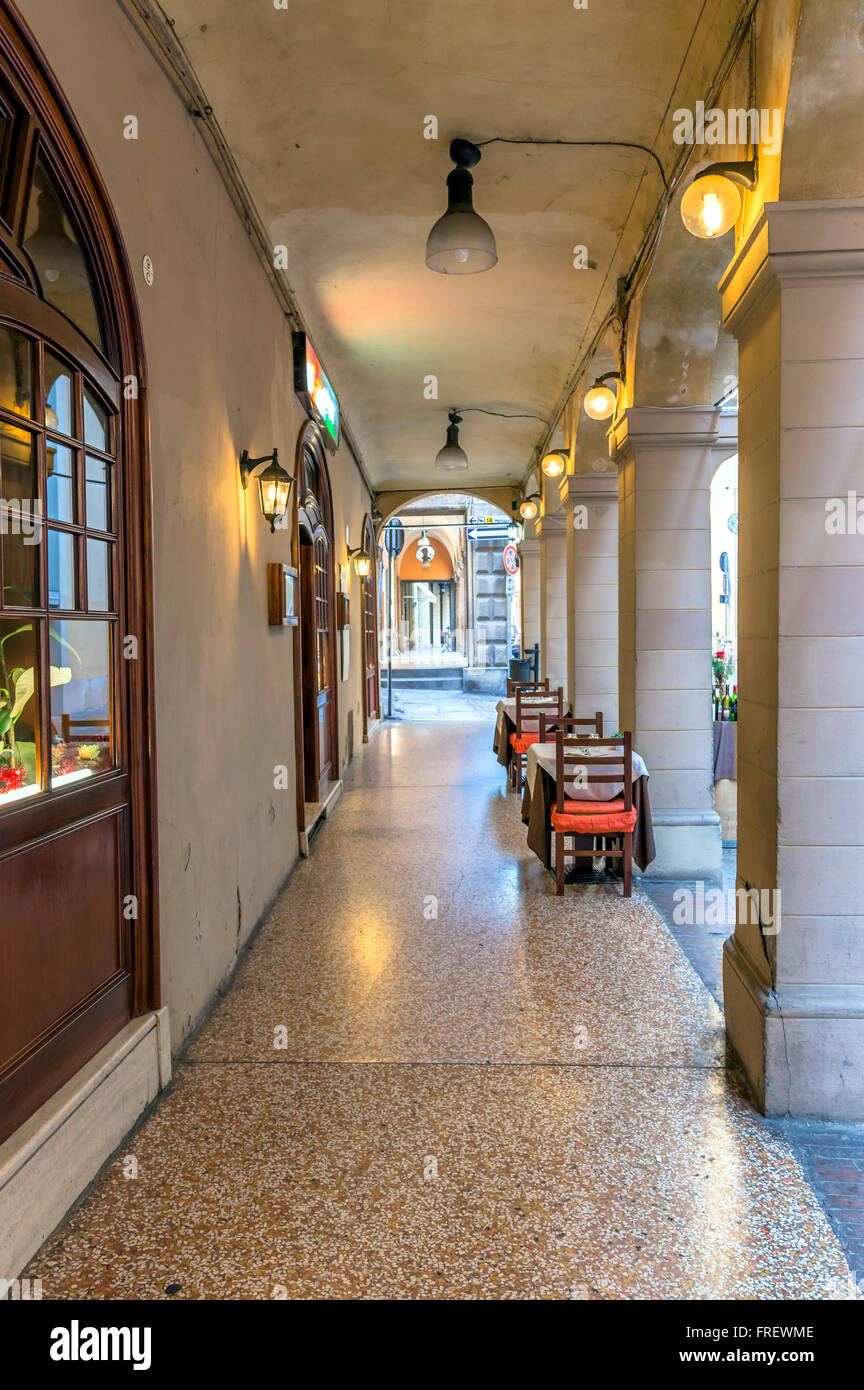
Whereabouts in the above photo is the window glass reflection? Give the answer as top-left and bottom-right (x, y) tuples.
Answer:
(83, 388), (108, 451)
(86, 537), (110, 612)
(23, 160), (104, 351)
(45, 352), (74, 435)
(48, 528), (77, 609)
(0, 324), (32, 418)
(50, 619), (113, 784)
(0, 421), (39, 608)
(46, 442), (75, 523)
(0, 617), (40, 804)
(85, 454), (110, 531)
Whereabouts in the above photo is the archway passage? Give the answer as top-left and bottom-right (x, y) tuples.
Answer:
(294, 423), (338, 806)
(0, 9), (157, 1143)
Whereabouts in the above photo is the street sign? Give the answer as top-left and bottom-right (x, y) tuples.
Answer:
(503, 543), (519, 575)
(384, 518), (404, 556)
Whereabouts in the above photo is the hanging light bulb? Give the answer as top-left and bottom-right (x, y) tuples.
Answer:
(541, 450), (567, 479)
(583, 373), (621, 421)
(416, 530), (436, 568)
(426, 139), (498, 275)
(680, 172), (740, 239)
(434, 411), (469, 470)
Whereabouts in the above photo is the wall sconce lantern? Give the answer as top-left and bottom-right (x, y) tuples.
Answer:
(239, 448), (294, 532)
(348, 546), (372, 579)
(680, 160), (756, 239)
(426, 139), (498, 275)
(541, 450), (567, 479)
(507, 520), (524, 543)
(519, 493), (540, 521)
(583, 372), (622, 421)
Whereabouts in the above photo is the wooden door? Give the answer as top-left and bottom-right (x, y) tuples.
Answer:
(0, 13), (157, 1144)
(295, 428), (337, 806)
(361, 515), (379, 728)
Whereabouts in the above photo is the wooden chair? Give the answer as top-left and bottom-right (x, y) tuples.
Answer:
(509, 685), (563, 791)
(538, 710), (603, 743)
(552, 731), (636, 896)
(506, 677), (549, 698)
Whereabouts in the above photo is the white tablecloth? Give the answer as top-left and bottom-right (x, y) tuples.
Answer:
(495, 697), (564, 742)
(526, 741), (649, 801)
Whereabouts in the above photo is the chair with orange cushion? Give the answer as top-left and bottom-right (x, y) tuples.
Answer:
(509, 685), (563, 791)
(538, 710), (603, 743)
(551, 730), (636, 896)
(506, 677), (549, 698)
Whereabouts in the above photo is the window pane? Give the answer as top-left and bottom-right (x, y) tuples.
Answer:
(0, 616), (40, 804)
(48, 529), (77, 609)
(86, 537), (110, 612)
(0, 324), (33, 418)
(50, 619), (113, 784)
(0, 421), (40, 608)
(83, 388), (108, 451)
(85, 454), (110, 531)
(46, 442), (75, 523)
(23, 160), (104, 352)
(44, 352), (74, 436)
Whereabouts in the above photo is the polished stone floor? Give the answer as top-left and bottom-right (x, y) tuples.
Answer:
(26, 720), (859, 1299)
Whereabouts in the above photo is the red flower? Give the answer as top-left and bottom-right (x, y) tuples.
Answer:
(0, 765), (27, 793)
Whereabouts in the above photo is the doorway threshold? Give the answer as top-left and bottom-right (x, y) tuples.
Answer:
(299, 778), (343, 856)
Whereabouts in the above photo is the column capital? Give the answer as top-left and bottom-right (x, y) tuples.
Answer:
(558, 471), (618, 510)
(610, 405), (721, 461)
(535, 511), (567, 536)
(517, 536), (540, 556)
(721, 198), (864, 335)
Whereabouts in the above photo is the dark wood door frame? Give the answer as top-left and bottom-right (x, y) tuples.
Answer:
(0, 4), (159, 1142)
(360, 512), (379, 737)
(292, 421), (338, 820)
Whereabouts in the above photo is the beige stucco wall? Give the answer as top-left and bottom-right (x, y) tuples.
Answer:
(18, 0), (373, 1047)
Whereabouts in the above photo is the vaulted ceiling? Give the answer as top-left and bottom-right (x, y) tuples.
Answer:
(163, 0), (744, 489)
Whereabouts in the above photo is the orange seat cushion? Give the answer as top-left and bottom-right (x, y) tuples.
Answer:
(509, 731), (540, 754)
(551, 797), (637, 834)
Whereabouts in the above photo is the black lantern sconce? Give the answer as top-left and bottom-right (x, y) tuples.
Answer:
(239, 448), (294, 533)
(348, 545), (372, 580)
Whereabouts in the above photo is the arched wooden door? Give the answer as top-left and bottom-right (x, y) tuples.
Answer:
(361, 513), (379, 732)
(295, 424), (337, 805)
(0, 10), (157, 1143)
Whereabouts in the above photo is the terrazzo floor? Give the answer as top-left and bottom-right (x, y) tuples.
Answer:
(26, 720), (859, 1300)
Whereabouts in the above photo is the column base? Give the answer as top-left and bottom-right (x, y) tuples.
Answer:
(723, 937), (864, 1120)
(642, 810), (722, 882)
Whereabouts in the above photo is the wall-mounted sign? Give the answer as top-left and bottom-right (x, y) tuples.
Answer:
(503, 543), (519, 575)
(384, 519), (404, 556)
(267, 563), (299, 627)
(293, 332), (340, 452)
(728, 513), (739, 533)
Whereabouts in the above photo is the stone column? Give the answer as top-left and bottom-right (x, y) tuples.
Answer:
(611, 405), (722, 881)
(559, 471), (619, 731)
(537, 512), (567, 691)
(720, 200), (864, 1120)
(518, 530), (541, 658)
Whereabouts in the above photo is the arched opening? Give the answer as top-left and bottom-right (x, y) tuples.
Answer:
(0, 11), (156, 1143)
(293, 421), (338, 808)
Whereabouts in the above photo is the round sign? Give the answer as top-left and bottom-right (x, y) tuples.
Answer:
(503, 543), (519, 575)
(728, 513), (739, 533)
(384, 518), (404, 556)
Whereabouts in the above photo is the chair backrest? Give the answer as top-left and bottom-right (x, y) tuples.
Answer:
(515, 684), (563, 734)
(506, 677), (549, 697)
(554, 731), (632, 813)
(538, 710), (603, 743)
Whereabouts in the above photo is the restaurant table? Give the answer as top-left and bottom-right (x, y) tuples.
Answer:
(493, 697), (569, 771)
(520, 741), (656, 874)
(713, 720), (736, 781)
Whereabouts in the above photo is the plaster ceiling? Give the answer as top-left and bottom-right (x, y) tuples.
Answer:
(165, 0), (743, 490)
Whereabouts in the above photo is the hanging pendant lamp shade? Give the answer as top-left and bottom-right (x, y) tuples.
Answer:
(434, 411), (469, 470)
(426, 141), (498, 275)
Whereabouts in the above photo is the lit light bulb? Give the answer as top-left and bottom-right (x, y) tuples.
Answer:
(520, 497), (539, 521)
(680, 173), (741, 239)
(541, 451), (566, 478)
(583, 382), (617, 421)
(454, 248), (470, 263)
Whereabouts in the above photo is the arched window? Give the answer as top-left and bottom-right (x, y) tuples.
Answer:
(0, 11), (156, 1144)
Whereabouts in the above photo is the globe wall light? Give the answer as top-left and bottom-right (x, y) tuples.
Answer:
(519, 493), (540, 521)
(239, 448), (294, 532)
(541, 450), (567, 479)
(583, 373), (622, 421)
(426, 139), (498, 275)
(434, 411), (469, 470)
(680, 160), (756, 240)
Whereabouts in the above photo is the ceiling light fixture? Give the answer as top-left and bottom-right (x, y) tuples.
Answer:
(680, 160), (756, 239)
(583, 372), (622, 422)
(425, 139), (498, 275)
(434, 411), (469, 470)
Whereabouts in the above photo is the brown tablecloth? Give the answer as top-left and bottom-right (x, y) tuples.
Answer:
(493, 713), (514, 768)
(521, 766), (656, 873)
